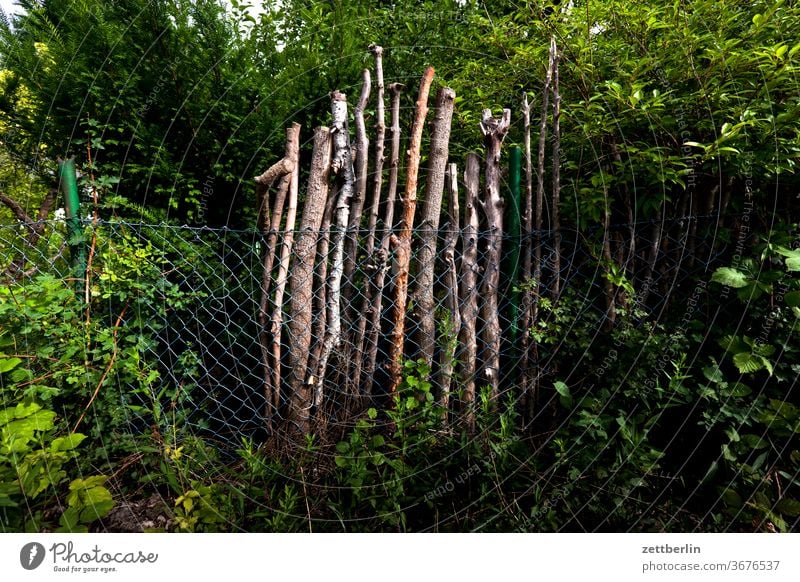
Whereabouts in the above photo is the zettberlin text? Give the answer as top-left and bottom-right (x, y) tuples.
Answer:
(642, 544), (701, 554)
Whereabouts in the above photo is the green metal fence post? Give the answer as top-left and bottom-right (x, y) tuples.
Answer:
(58, 156), (87, 291)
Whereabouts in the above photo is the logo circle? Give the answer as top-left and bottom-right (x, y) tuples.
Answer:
(20, 542), (46, 570)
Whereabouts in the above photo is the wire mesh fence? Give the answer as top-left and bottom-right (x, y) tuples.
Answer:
(0, 212), (736, 449)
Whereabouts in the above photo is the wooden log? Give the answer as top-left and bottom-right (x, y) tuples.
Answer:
(457, 153), (481, 431)
(364, 82), (405, 391)
(269, 138), (300, 419)
(287, 127), (332, 428)
(519, 94), (535, 416)
(549, 37), (562, 301)
(354, 45), (387, 398)
(314, 91), (355, 425)
(307, 183), (338, 409)
(346, 69), (372, 397)
(412, 86), (456, 369)
(258, 122), (300, 427)
(533, 44), (554, 326)
(438, 163), (461, 418)
(387, 67), (435, 396)
(478, 108), (511, 401)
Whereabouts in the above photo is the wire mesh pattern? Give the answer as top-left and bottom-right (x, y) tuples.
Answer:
(0, 213), (735, 448)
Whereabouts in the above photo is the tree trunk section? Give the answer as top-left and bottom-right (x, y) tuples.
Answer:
(412, 86), (456, 369)
(356, 45), (387, 398)
(364, 82), (404, 391)
(519, 94), (535, 418)
(313, 91), (355, 431)
(388, 67), (435, 396)
(307, 184), (338, 410)
(457, 154), (481, 431)
(438, 163), (461, 419)
(269, 139), (300, 420)
(550, 37), (562, 301)
(347, 69), (372, 398)
(478, 108), (511, 401)
(288, 127), (332, 428)
(258, 122), (300, 428)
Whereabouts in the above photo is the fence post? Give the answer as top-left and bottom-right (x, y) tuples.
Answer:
(504, 146), (522, 387)
(57, 156), (86, 292)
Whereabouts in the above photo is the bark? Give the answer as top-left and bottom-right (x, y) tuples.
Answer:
(388, 67), (435, 396)
(411, 86), (456, 369)
(258, 123), (300, 426)
(307, 183), (338, 408)
(1, 188), (58, 279)
(457, 154), (481, 431)
(519, 94), (535, 416)
(354, 45), (387, 398)
(438, 163), (461, 418)
(365, 45), (386, 258)
(270, 141), (301, 419)
(288, 127), (332, 426)
(601, 183), (616, 330)
(478, 108), (511, 401)
(550, 37), (562, 301)
(313, 91), (355, 429)
(533, 45), (555, 325)
(364, 82), (404, 390)
(345, 69), (372, 396)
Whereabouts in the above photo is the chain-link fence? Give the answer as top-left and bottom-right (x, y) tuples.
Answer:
(0, 212), (736, 449)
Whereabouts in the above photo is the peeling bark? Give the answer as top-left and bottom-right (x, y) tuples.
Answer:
(258, 122), (300, 427)
(478, 108), (511, 401)
(388, 67), (435, 396)
(457, 154), (481, 431)
(313, 91), (355, 429)
(438, 162), (461, 418)
(364, 82), (404, 390)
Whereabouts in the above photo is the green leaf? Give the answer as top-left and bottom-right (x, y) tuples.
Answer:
(776, 498), (800, 517)
(733, 352), (763, 374)
(711, 267), (749, 288)
(703, 364), (724, 384)
(784, 291), (800, 307)
(722, 488), (742, 508)
(50, 433), (86, 452)
(0, 357), (22, 373)
(786, 257), (800, 272)
(553, 381), (570, 398)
